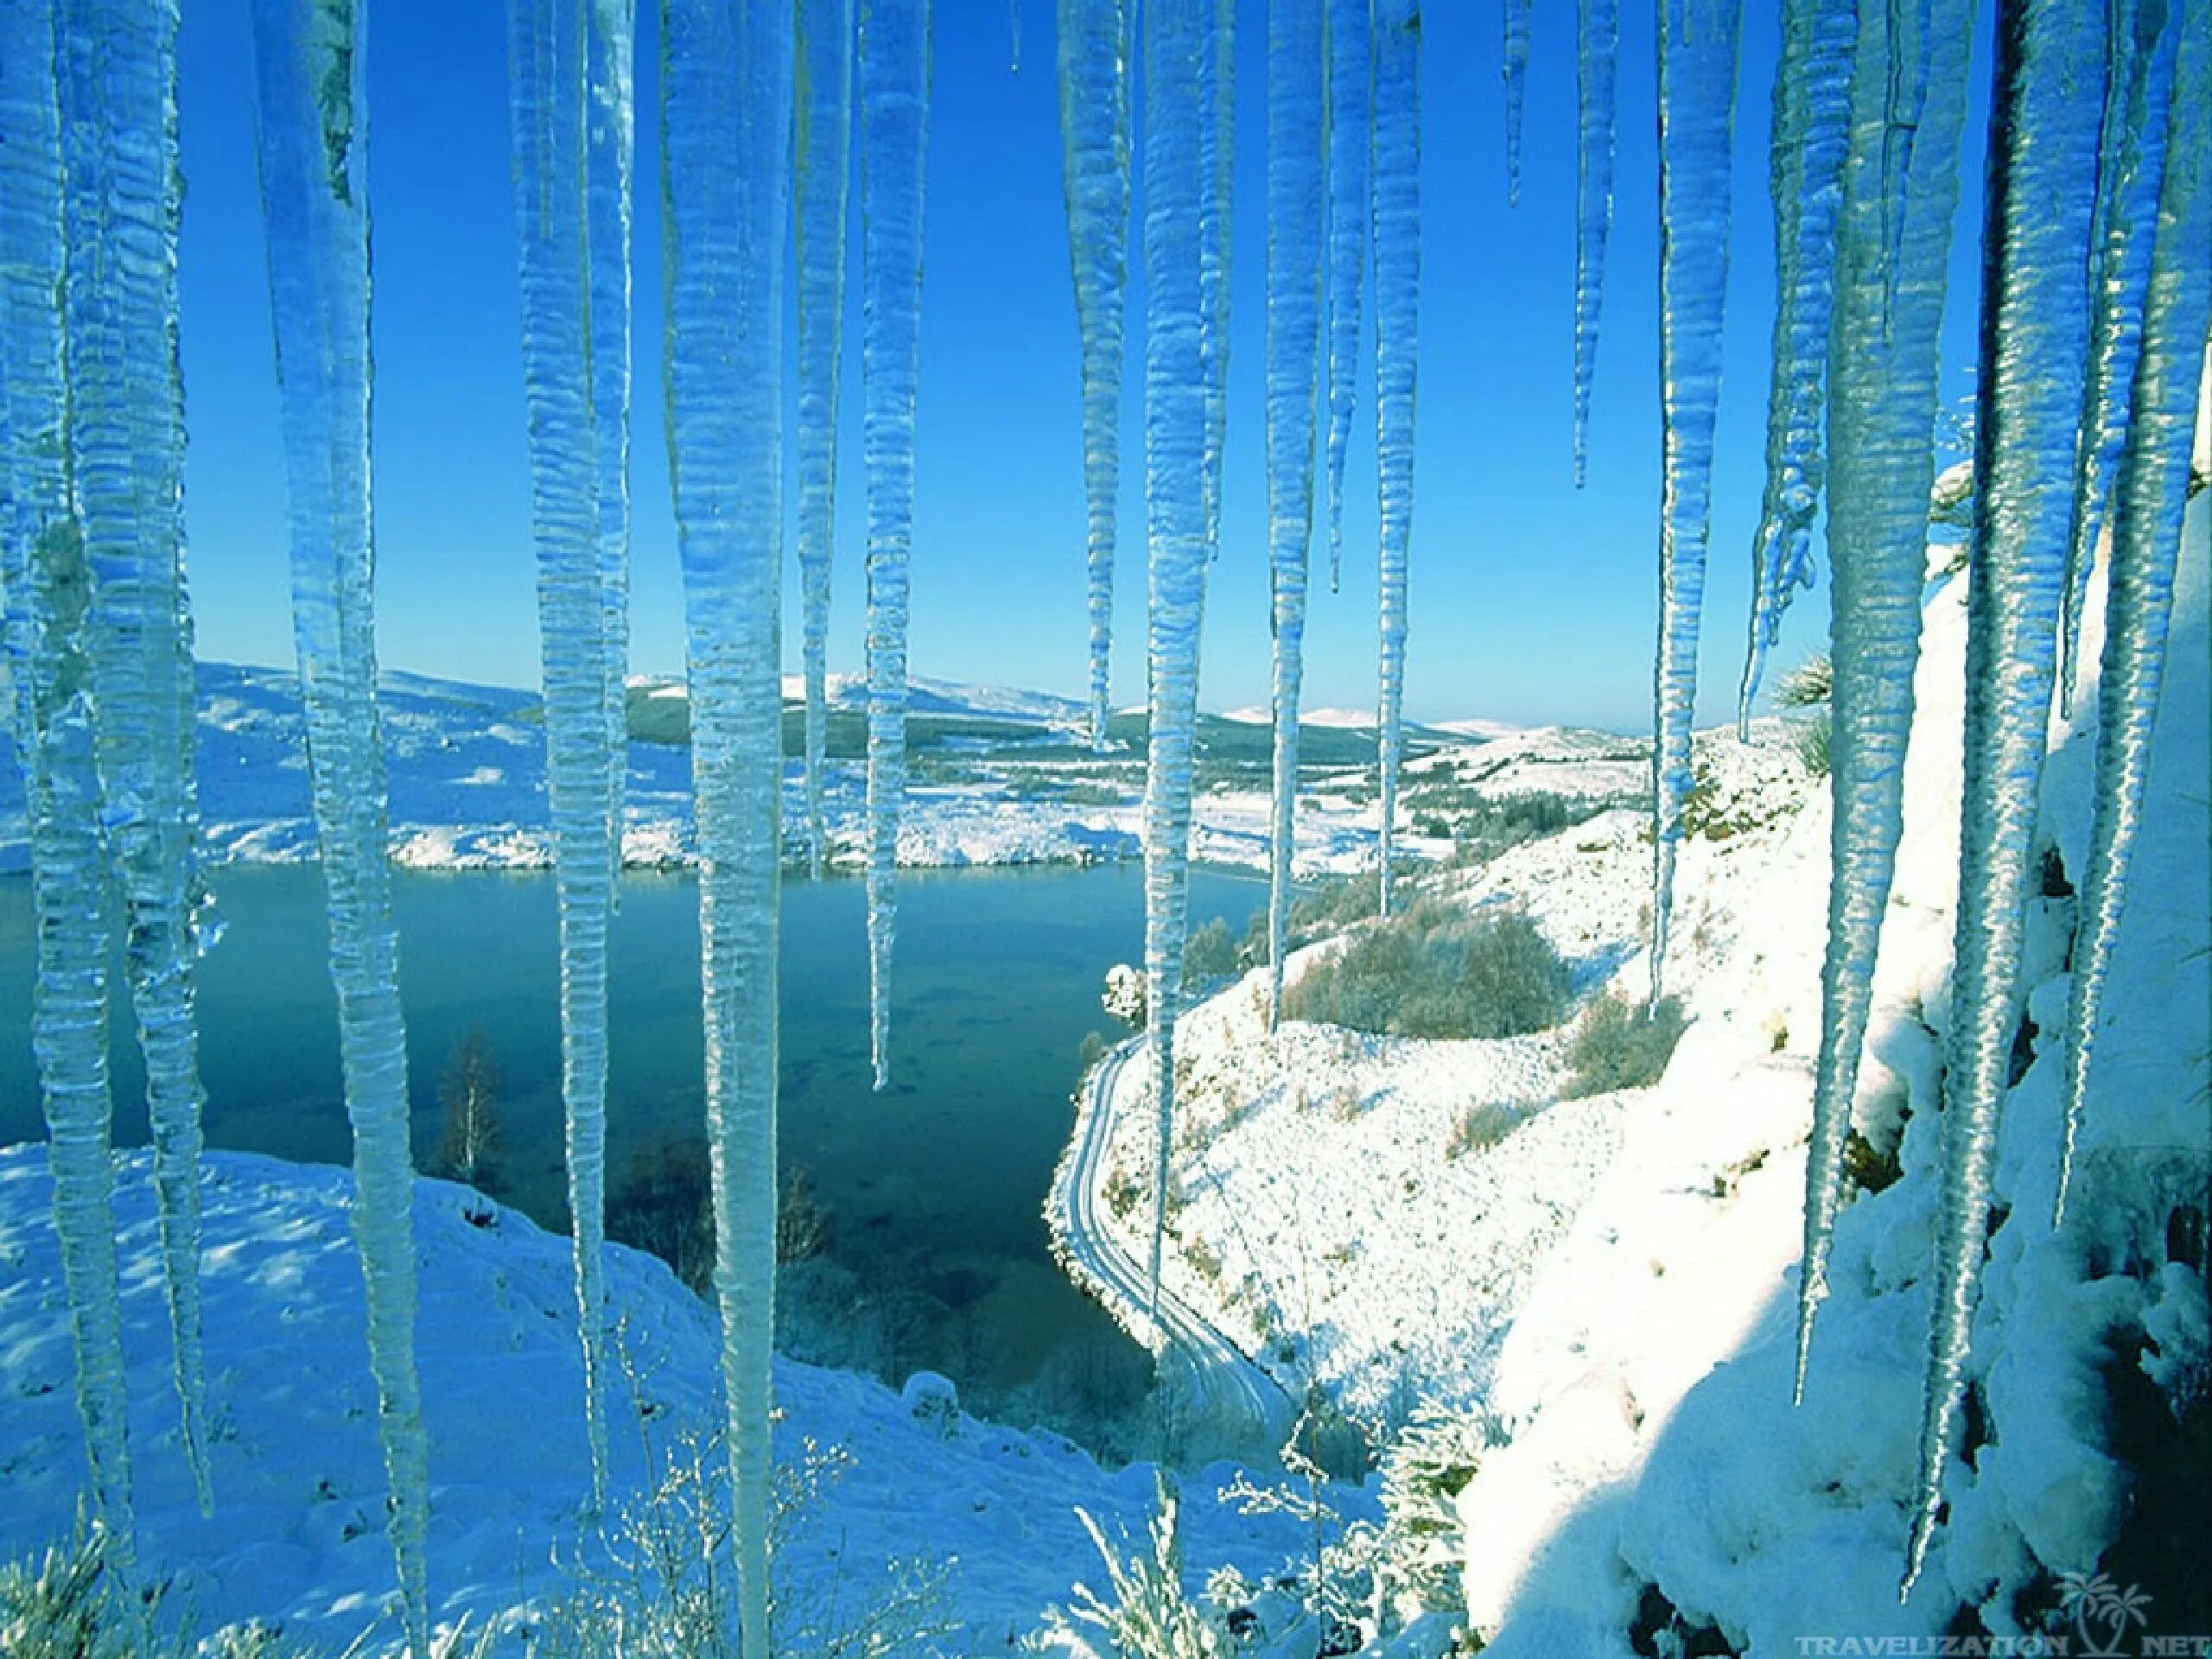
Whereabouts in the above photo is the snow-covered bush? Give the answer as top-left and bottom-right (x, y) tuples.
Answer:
(1104, 963), (1147, 1028)
(1559, 993), (1687, 1098)
(1034, 1478), (1225, 1659)
(1283, 899), (1571, 1040)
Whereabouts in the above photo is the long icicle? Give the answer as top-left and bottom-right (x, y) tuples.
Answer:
(1646, 0), (1740, 999)
(251, 1), (432, 1648)
(2054, 0), (2211, 1227)
(1904, 0), (2107, 1596)
(1265, 0), (1326, 1027)
(505, 0), (634, 1511)
(1054, 0), (1132, 749)
(1370, 0), (1418, 920)
(1570, 0), (1617, 488)
(1198, 0), (1235, 559)
(2057, 0), (2177, 717)
(57, 0), (215, 1517)
(1794, 0), (1975, 1407)
(1322, 0), (1371, 592)
(1502, 0), (1531, 206)
(1141, 0), (1208, 1336)
(798, 0), (855, 869)
(1735, 0), (1856, 734)
(588, 0), (634, 885)
(860, 0), (928, 1092)
(0, 0), (137, 1584)
(658, 0), (789, 1643)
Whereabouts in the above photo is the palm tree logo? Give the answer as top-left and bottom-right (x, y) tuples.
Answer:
(2057, 1571), (2153, 1658)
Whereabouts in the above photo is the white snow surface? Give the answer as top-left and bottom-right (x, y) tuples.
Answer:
(0, 1148), (1313, 1655)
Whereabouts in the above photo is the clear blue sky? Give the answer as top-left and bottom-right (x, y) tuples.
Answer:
(174, 0), (1992, 731)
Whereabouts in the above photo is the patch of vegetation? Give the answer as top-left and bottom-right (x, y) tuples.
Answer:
(431, 1027), (502, 1192)
(1775, 652), (1832, 709)
(1281, 899), (1572, 1040)
(1789, 709), (1831, 779)
(1561, 993), (1688, 1098)
(1181, 916), (1240, 984)
(1446, 1100), (1531, 1160)
(607, 1138), (834, 1293)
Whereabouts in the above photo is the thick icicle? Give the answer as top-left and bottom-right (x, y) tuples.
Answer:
(1265, 0), (1326, 1026)
(797, 0), (854, 873)
(2058, 0), (2177, 716)
(1571, 0), (1617, 488)
(1645, 0), (1740, 998)
(859, 0), (928, 1092)
(1322, 0), (1371, 592)
(54, 0), (215, 1516)
(1198, 0), (1234, 557)
(0, 0), (137, 1582)
(1054, 0), (1132, 748)
(1904, 0), (2107, 1596)
(505, 0), (635, 1511)
(1370, 0), (1418, 919)
(2055, 2), (2211, 1227)
(250, 3), (432, 1649)
(1735, 0), (1855, 733)
(1502, 0), (1530, 206)
(658, 0), (789, 1641)
(1140, 0), (1209, 1332)
(1793, 0), (1974, 1406)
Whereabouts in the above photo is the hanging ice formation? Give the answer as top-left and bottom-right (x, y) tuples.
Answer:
(505, 0), (635, 1511)
(1322, 0), (1371, 592)
(1010, 0), (1022, 70)
(1198, 0), (1234, 558)
(2058, 0), (2177, 716)
(1904, 0), (2108, 1594)
(1264, 0), (1326, 1026)
(798, 0), (854, 873)
(2055, 0), (2209, 1228)
(860, 0), (928, 1092)
(1735, 0), (1855, 733)
(1054, 0), (1132, 748)
(55, 0), (222, 1520)
(251, 0), (433, 1648)
(1570, 0), (1616, 487)
(1645, 0), (1740, 999)
(1792, 0), (1974, 1405)
(659, 0), (788, 1639)
(1370, 0), (1419, 919)
(1139, 0), (1210, 1332)
(1502, 0), (1530, 206)
(0, 0), (138, 1583)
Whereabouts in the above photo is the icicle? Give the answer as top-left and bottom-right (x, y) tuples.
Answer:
(1054, 0), (1132, 748)
(0, 0), (137, 1583)
(1502, 0), (1530, 206)
(1371, 0), (1418, 919)
(1903, 0), (2108, 1597)
(1139, 0), (1210, 1332)
(588, 0), (633, 881)
(1010, 0), (1022, 71)
(2058, 0), (2178, 717)
(1571, 0), (1617, 488)
(1198, 0), (1234, 558)
(505, 0), (635, 1512)
(658, 0), (789, 1643)
(1793, 0), (1975, 1408)
(250, 2), (432, 1649)
(1645, 0), (1740, 1000)
(860, 0), (928, 1092)
(1322, 0), (1371, 592)
(1265, 0), (1326, 1026)
(798, 0), (854, 874)
(2055, 1), (2211, 1228)
(1734, 0), (1855, 734)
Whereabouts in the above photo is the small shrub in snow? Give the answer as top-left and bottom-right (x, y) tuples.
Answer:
(1775, 652), (1832, 708)
(1376, 1406), (1501, 1616)
(1281, 899), (1571, 1041)
(1446, 1101), (1529, 1160)
(900, 1370), (962, 1438)
(1180, 917), (1239, 985)
(1103, 963), (1147, 1029)
(1561, 994), (1688, 1098)
(1789, 708), (1831, 779)
(1035, 1476), (1225, 1658)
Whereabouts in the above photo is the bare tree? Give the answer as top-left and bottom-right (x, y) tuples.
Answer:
(435, 1027), (502, 1190)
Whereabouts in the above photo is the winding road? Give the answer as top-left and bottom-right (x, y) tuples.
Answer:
(1048, 1039), (1298, 1465)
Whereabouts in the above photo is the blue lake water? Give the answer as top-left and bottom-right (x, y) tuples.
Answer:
(0, 861), (1262, 1452)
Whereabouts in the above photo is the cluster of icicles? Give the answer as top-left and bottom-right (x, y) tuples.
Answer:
(0, 0), (2206, 1651)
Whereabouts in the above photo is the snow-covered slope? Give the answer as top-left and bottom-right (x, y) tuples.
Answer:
(0, 1147), (1312, 1655)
